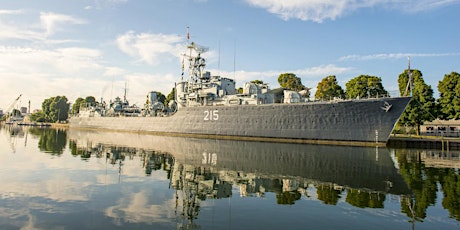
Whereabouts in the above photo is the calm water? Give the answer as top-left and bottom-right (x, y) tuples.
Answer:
(0, 124), (459, 230)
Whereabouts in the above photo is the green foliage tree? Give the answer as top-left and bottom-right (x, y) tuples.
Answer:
(345, 75), (388, 99)
(72, 97), (85, 115)
(71, 96), (98, 115)
(437, 72), (460, 120)
(251, 80), (264, 84)
(42, 96), (70, 122)
(155, 92), (166, 104)
(85, 96), (96, 106)
(278, 73), (305, 91)
(315, 75), (345, 100)
(30, 111), (46, 122)
(397, 69), (436, 135)
(164, 88), (175, 108)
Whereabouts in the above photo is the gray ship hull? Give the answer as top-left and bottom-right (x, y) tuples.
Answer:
(69, 97), (411, 145)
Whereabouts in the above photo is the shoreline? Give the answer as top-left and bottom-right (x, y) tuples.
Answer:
(3, 121), (460, 150)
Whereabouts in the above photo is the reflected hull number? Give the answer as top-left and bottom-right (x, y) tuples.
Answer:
(204, 109), (219, 121)
(202, 152), (217, 165)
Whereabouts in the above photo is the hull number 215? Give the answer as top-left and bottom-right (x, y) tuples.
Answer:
(204, 110), (219, 121)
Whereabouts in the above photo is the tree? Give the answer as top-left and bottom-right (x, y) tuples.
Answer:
(251, 80), (264, 84)
(30, 111), (46, 122)
(85, 96), (96, 106)
(164, 88), (175, 108)
(315, 75), (345, 100)
(71, 96), (98, 115)
(437, 72), (460, 120)
(72, 97), (85, 115)
(155, 92), (166, 104)
(397, 69), (436, 135)
(345, 75), (388, 99)
(42, 96), (70, 122)
(278, 73), (306, 91)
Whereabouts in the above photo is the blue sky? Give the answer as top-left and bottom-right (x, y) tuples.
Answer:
(1, 0), (459, 111)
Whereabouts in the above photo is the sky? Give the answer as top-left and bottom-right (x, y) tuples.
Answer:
(0, 0), (459, 112)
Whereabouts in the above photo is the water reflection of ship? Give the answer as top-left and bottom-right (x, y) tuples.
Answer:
(68, 129), (413, 226)
(69, 129), (411, 194)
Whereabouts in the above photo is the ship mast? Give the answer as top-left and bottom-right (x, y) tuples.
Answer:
(404, 56), (413, 97)
(123, 81), (128, 103)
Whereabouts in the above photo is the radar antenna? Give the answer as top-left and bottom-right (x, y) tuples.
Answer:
(188, 42), (209, 54)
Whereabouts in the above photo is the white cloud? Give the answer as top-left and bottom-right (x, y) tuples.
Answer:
(0, 45), (108, 110)
(244, 0), (460, 22)
(0, 9), (23, 15)
(0, 46), (102, 75)
(0, 10), (43, 41)
(123, 72), (177, 105)
(116, 31), (184, 65)
(0, 10), (86, 43)
(86, 0), (129, 10)
(40, 12), (87, 36)
(294, 64), (352, 77)
(402, 0), (460, 12)
(104, 66), (126, 76)
(105, 190), (177, 225)
(339, 52), (460, 61)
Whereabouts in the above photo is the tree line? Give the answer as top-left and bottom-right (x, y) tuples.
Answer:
(28, 70), (460, 135)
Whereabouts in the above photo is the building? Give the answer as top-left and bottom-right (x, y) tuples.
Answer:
(20, 107), (27, 115)
(421, 119), (460, 137)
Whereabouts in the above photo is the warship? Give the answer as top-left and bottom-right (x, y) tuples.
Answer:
(69, 39), (411, 145)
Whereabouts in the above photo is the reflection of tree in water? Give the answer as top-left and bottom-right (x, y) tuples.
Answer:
(276, 191), (302, 205)
(395, 149), (460, 222)
(142, 150), (173, 176)
(317, 184), (342, 205)
(397, 150), (436, 221)
(345, 188), (385, 208)
(69, 140), (93, 159)
(439, 168), (460, 221)
(29, 127), (67, 155)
